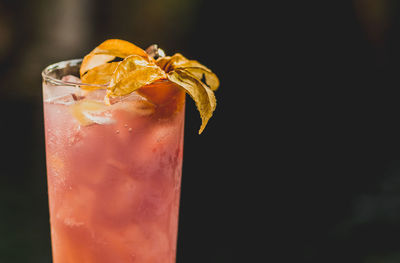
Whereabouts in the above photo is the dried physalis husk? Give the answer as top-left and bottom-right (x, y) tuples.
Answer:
(91, 39), (149, 59)
(80, 54), (115, 78)
(180, 66), (219, 91)
(81, 62), (119, 86)
(156, 53), (219, 91)
(106, 55), (166, 100)
(79, 39), (219, 134)
(80, 39), (150, 77)
(156, 53), (188, 72)
(167, 68), (216, 134)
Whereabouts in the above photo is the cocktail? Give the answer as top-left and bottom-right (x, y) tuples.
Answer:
(41, 40), (219, 263)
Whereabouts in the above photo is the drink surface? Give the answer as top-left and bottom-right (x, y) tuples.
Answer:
(43, 80), (185, 263)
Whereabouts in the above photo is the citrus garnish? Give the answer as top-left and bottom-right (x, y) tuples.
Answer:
(80, 39), (219, 134)
(70, 100), (109, 126)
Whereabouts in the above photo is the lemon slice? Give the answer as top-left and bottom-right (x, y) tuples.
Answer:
(70, 100), (111, 126)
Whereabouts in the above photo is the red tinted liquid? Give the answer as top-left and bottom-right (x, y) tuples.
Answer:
(43, 89), (185, 263)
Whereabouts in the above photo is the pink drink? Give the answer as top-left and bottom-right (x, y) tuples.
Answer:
(42, 60), (185, 263)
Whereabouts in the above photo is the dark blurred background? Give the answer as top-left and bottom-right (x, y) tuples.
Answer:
(3, 0), (400, 262)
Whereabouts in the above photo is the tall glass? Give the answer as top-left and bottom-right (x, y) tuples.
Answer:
(42, 59), (185, 263)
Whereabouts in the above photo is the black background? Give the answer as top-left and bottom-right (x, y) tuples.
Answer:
(2, 0), (400, 262)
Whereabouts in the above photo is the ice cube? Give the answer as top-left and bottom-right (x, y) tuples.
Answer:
(83, 89), (106, 101)
(43, 75), (83, 103)
(113, 94), (156, 116)
(61, 75), (82, 83)
(44, 93), (76, 105)
(43, 83), (81, 104)
(107, 91), (145, 105)
(152, 124), (174, 143)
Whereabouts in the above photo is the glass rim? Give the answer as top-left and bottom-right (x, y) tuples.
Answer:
(41, 58), (108, 89)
